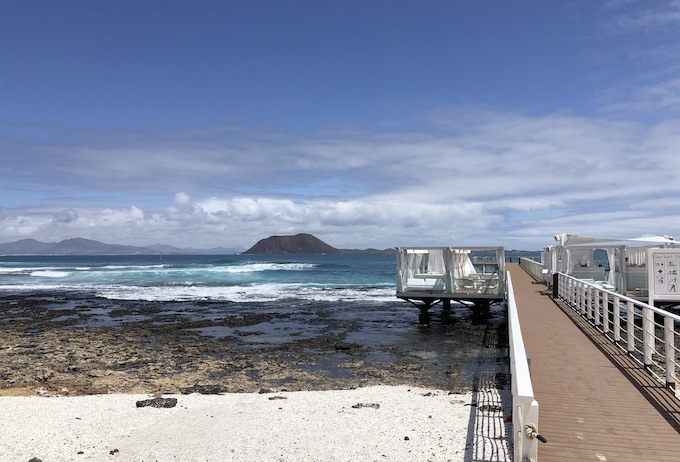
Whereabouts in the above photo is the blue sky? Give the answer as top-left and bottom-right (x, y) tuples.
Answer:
(2, 0), (680, 250)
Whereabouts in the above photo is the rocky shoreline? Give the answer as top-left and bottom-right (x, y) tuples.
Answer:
(0, 293), (509, 397)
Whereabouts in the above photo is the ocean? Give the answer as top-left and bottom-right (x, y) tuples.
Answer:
(0, 251), (540, 302)
(0, 252), (535, 394)
(0, 253), (396, 302)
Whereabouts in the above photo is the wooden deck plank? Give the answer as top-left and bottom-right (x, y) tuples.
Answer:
(508, 263), (680, 462)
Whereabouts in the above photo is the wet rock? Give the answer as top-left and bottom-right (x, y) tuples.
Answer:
(180, 384), (227, 395)
(351, 402), (380, 409)
(135, 397), (177, 408)
(448, 388), (467, 394)
(495, 372), (508, 385)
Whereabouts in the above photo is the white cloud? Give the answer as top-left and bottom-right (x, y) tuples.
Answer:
(2, 109), (680, 250)
(603, 78), (680, 114)
(601, 1), (680, 32)
(591, 1), (680, 117)
(52, 209), (79, 224)
(174, 192), (191, 207)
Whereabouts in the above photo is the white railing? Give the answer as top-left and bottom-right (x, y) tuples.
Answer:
(507, 272), (544, 461)
(519, 257), (545, 283)
(556, 273), (680, 395)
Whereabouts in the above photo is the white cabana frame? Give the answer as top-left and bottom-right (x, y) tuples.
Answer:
(396, 246), (506, 303)
(544, 234), (678, 300)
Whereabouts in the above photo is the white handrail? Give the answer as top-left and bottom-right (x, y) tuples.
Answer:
(507, 272), (542, 461)
(556, 272), (680, 395)
(519, 257), (546, 283)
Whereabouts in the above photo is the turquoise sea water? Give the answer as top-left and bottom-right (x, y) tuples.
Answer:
(0, 254), (540, 302)
(0, 254), (396, 302)
(0, 251), (540, 302)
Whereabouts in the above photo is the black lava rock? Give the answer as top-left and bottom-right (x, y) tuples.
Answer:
(135, 397), (178, 408)
(180, 384), (227, 395)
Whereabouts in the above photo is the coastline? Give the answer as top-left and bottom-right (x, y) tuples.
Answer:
(0, 385), (511, 462)
(0, 292), (508, 397)
(0, 291), (512, 460)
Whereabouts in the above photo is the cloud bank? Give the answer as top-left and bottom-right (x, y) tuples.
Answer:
(3, 109), (680, 250)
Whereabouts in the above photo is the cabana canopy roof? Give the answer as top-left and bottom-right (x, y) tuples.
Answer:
(554, 233), (675, 247)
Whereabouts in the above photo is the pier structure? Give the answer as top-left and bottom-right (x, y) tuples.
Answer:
(395, 246), (505, 324)
(395, 241), (680, 459)
(509, 261), (680, 461)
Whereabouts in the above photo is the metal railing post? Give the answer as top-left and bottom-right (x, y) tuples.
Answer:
(573, 279), (579, 308)
(613, 295), (621, 343)
(643, 306), (654, 369)
(601, 292), (609, 334)
(665, 316), (676, 390)
(594, 289), (602, 328)
(626, 300), (635, 355)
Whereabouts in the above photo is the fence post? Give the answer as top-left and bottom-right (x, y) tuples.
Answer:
(613, 295), (621, 343)
(665, 316), (676, 390)
(643, 306), (654, 369)
(594, 289), (602, 327)
(602, 292), (609, 333)
(516, 399), (540, 462)
(553, 272), (559, 298)
(627, 301), (635, 355)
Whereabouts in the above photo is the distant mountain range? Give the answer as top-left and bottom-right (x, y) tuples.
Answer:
(243, 233), (394, 254)
(0, 235), (536, 256)
(0, 234), (393, 256)
(0, 238), (245, 256)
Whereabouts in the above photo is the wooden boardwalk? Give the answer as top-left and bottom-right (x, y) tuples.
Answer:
(508, 263), (680, 462)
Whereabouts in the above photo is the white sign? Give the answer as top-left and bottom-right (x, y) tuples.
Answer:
(648, 248), (680, 300)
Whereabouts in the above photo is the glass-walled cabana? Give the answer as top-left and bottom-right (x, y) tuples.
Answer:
(544, 233), (677, 299)
(396, 247), (506, 310)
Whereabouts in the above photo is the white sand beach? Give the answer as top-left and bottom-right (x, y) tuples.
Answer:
(0, 385), (510, 462)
